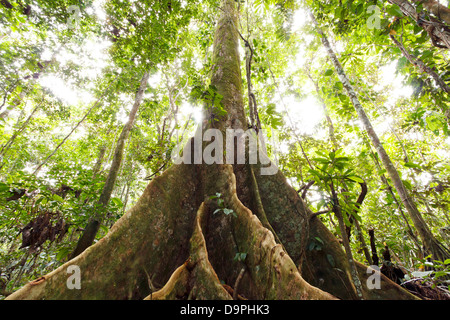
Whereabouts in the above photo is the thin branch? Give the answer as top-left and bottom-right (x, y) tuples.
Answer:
(32, 73), (121, 176)
(233, 267), (246, 300)
(309, 209), (331, 219)
(300, 180), (315, 200)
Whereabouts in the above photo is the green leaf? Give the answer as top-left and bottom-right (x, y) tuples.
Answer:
(52, 194), (64, 202)
(386, 5), (403, 18)
(223, 208), (234, 216)
(56, 247), (71, 261)
(234, 252), (247, 262)
(334, 81), (344, 91)
(324, 69), (334, 76)
(314, 237), (324, 245)
(0, 183), (10, 193)
(403, 162), (421, 169)
(326, 254), (336, 267)
(100, 225), (109, 234)
(347, 175), (364, 183)
(402, 180), (413, 190)
(434, 271), (450, 278)
(111, 197), (123, 207)
(209, 193), (221, 200)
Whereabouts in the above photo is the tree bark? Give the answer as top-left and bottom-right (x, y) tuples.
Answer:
(388, 0), (450, 49)
(368, 229), (380, 266)
(412, 0), (450, 25)
(311, 12), (450, 262)
(92, 144), (108, 177)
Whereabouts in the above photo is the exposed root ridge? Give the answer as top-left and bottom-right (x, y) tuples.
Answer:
(212, 165), (337, 300)
(146, 203), (232, 300)
(148, 164), (336, 300)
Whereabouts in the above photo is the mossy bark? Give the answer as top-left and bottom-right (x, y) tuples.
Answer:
(7, 0), (418, 301)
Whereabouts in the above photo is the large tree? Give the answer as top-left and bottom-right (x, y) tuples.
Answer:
(6, 0), (417, 300)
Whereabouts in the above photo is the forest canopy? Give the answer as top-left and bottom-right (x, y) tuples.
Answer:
(0, 0), (450, 301)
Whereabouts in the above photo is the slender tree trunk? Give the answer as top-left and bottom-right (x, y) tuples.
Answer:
(311, 12), (450, 262)
(92, 128), (113, 178)
(354, 218), (373, 266)
(361, 134), (421, 251)
(390, 34), (450, 94)
(265, 59), (314, 169)
(344, 181), (373, 266)
(70, 71), (150, 259)
(368, 229), (380, 266)
(0, 86), (29, 120)
(0, 46), (61, 120)
(92, 144), (108, 177)
(330, 182), (364, 299)
(32, 75), (119, 176)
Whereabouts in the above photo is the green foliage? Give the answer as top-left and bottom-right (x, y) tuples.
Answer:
(210, 193), (236, 218)
(413, 256), (450, 289)
(234, 252), (247, 262)
(190, 84), (227, 122)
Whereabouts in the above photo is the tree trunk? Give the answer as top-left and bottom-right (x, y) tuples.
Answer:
(388, 0), (450, 49)
(0, 46), (60, 120)
(92, 128), (113, 178)
(361, 133), (424, 255)
(70, 71), (150, 259)
(412, 0), (450, 25)
(330, 182), (365, 299)
(311, 12), (450, 262)
(6, 0), (417, 301)
(368, 229), (380, 266)
(92, 145), (107, 176)
(390, 34), (450, 95)
(0, 86), (29, 120)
